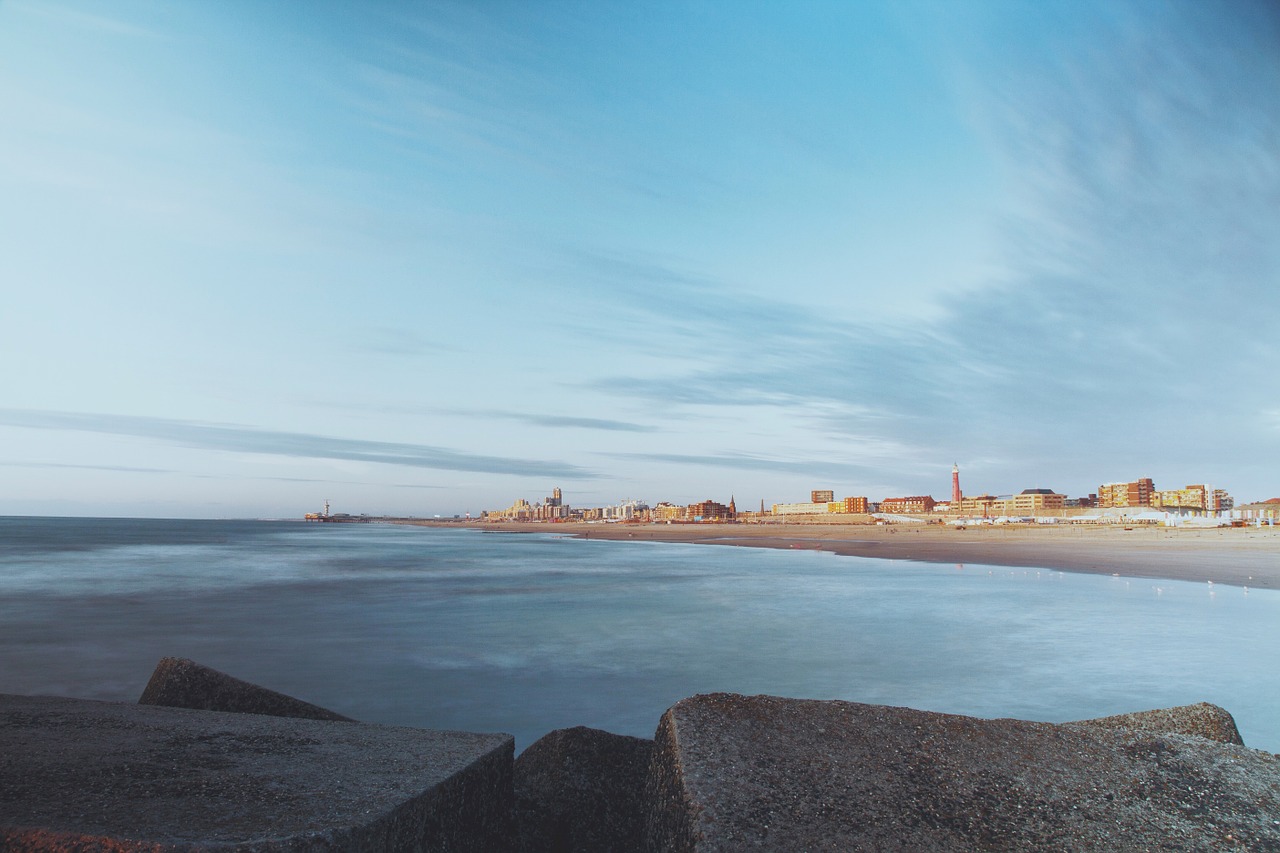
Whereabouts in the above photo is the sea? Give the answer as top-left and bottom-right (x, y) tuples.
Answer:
(1, 516), (1276, 753)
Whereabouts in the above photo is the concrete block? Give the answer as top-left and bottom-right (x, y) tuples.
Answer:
(0, 693), (514, 851)
(514, 726), (653, 852)
(138, 656), (355, 721)
(1069, 701), (1244, 745)
(645, 693), (1280, 852)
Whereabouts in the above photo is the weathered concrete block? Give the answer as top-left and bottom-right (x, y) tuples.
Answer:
(645, 693), (1280, 852)
(0, 693), (514, 851)
(514, 726), (654, 852)
(1070, 701), (1244, 745)
(139, 656), (355, 721)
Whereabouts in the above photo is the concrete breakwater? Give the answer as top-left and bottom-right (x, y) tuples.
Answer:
(2, 657), (1278, 851)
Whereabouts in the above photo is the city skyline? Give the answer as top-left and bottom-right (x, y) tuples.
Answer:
(2, 1), (1278, 518)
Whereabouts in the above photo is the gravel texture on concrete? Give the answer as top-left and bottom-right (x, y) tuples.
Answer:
(1070, 702), (1245, 745)
(645, 693), (1280, 852)
(514, 726), (654, 853)
(0, 693), (514, 851)
(139, 656), (355, 722)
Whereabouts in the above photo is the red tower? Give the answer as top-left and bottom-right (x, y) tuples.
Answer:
(952, 463), (962, 505)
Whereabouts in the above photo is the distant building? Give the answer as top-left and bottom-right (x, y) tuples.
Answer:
(484, 498), (533, 521)
(651, 502), (686, 521)
(688, 499), (734, 521)
(775, 494), (867, 515)
(951, 463), (962, 505)
(1098, 478), (1155, 508)
(944, 490), (1062, 517)
(485, 487), (570, 521)
(841, 496), (869, 513)
(992, 489), (1066, 514)
(605, 499), (648, 521)
(956, 494), (1000, 515)
(880, 495), (937, 514)
(1153, 485), (1234, 512)
(1237, 498), (1280, 522)
(772, 501), (832, 515)
(1153, 485), (1207, 511)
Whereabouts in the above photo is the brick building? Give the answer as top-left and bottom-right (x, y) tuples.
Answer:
(688, 498), (735, 521)
(879, 495), (937, 514)
(842, 496), (869, 513)
(1098, 478), (1155, 508)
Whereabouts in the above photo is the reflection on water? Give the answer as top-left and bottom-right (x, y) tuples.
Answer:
(1, 518), (1276, 752)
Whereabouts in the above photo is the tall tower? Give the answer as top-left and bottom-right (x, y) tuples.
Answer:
(951, 463), (962, 505)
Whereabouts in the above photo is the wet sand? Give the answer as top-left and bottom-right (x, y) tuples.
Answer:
(446, 521), (1280, 590)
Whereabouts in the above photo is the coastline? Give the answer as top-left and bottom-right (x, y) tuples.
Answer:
(399, 520), (1280, 590)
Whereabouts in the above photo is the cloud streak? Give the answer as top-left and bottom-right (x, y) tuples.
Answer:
(311, 400), (657, 433)
(351, 326), (459, 357)
(0, 409), (593, 479)
(461, 409), (658, 433)
(9, 1), (164, 40)
(0, 460), (173, 474)
(601, 451), (881, 481)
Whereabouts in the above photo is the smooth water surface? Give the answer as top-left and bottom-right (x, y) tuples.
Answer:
(1, 517), (1275, 751)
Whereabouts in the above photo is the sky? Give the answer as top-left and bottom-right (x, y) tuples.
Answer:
(1, 0), (1277, 518)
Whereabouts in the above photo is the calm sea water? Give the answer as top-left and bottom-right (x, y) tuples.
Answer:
(1, 517), (1276, 752)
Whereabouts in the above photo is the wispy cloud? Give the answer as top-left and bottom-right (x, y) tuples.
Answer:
(258, 476), (447, 490)
(460, 409), (658, 433)
(0, 460), (172, 474)
(350, 326), (459, 357)
(0, 409), (592, 479)
(338, 7), (567, 178)
(946, 4), (1280, 407)
(555, 248), (869, 358)
(9, 1), (164, 39)
(601, 451), (880, 480)
(307, 399), (657, 433)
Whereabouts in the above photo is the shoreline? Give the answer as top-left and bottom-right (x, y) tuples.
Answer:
(396, 520), (1280, 590)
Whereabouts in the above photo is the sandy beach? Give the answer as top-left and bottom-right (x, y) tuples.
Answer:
(430, 521), (1280, 590)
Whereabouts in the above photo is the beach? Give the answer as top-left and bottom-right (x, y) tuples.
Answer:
(450, 521), (1280, 590)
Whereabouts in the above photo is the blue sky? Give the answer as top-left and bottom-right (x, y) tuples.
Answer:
(1, 0), (1277, 518)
